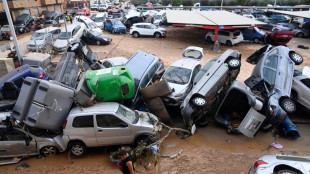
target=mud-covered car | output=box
[62,102,161,157]
[0,125,64,158]
[246,45,303,130]
[100,57,128,68]
[180,49,241,128]
[291,66,310,110]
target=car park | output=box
[99,57,128,68]
[94,13,107,29]
[205,30,243,46]
[291,66,310,110]
[104,19,127,34]
[0,125,64,158]
[53,24,87,52]
[27,27,61,52]
[161,46,202,106]
[275,23,309,38]
[62,102,161,157]
[15,14,34,34]
[246,45,303,130]
[130,23,166,38]
[180,49,241,128]
[249,155,310,174]
[240,27,265,43]
[124,51,164,109]
[82,30,112,45]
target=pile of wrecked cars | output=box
[0,39,306,164]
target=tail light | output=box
[232,37,238,39]
[63,120,67,129]
[38,72,45,79]
[254,160,268,169]
[161,60,164,65]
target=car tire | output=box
[226,40,233,46]
[96,40,101,45]
[70,142,86,157]
[296,32,304,38]
[154,32,161,38]
[133,32,139,38]
[289,52,303,65]
[112,29,115,34]
[40,146,58,157]
[277,169,299,174]
[280,98,296,114]
[227,58,241,70]
[206,36,212,43]
[253,37,260,43]
[191,96,207,108]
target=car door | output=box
[2,128,37,157]
[72,25,81,41]
[95,114,133,145]
[105,20,112,31]
[145,25,153,36]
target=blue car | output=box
[240,27,265,43]
[104,19,127,34]
[270,15,291,23]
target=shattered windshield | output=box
[58,32,72,39]
[116,105,137,124]
[162,66,191,85]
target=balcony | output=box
[40,0,57,5]
[8,0,31,9]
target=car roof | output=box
[36,27,60,33]
[70,102,119,115]
[170,58,200,69]
[61,24,78,32]
[134,22,153,25]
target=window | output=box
[6,129,28,141]
[264,49,278,69]
[144,25,151,29]
[72,26,81,36]
[140,74,150,88]
[301,79,310,89]
[96,115,127,128]
[102,61,112,68]
[263,68,276,85]
[72,116,94,127]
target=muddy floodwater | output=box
[1,26,310,174]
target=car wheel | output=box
[159,22,162,26]
[70,142,86,157]
[206,36,212,43]
[154,32,161,38]
[277,169,299,174]
[296,32,304,38]
[227,58,241,70]
[96,40,101,45]
[191,96,207,108]
[253,37,260,43]
[226,40,233,46]
[280,98,296,114]
[134,135,150,147]
[289,52,303,65]
[112,29,115,34]
[133,32,139,38]
[40,146,57,157]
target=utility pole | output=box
[221,0,224,10]
[3,0,23,63]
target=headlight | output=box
[268,106,274,116]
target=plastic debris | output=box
[15,162,29,170]
[162,149,183,159]
[271,143,283,149]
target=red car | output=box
[29,18,44,31]
[76,8,90,16]
[264,30,294,46]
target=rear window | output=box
[72,116,94,127]
[162,66,191,85]
[233,31,241,37]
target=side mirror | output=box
[119,122,128,127]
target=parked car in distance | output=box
[130,23,166,38]
[180,49,241,128]
[91,4,99,11]
[53,24,86,52]
[100,57,128,68]
[161,46,203,106]
[270,14,291,23]
[76,8,91,16]
[249,155,310,174]
[275,23,309,38]
[125,51,164,109]
[0,125,64,158]
[205,30,243,46]
[62,102,161,157]
[82,30,112,45]
[246,45,303,130]
[291,66,310,110]
[15,13,34,34]
[257,18,278,31]
[104,19,126,34]
[99,4,108,12]
[240,27,265,43]
[94,13,107,29]
[0,25,13,40]
[153,10,166,26]
[27,27,61,52]
[242,13,255,19]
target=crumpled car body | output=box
[291,66,310,110]
[180,49,241,128]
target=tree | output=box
[172,0,182,6]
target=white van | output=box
[74,15,103,34]
[153,10,166,26]
[94,13,107,29]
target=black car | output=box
[15,14,34,34]
[82,31,112,45]
[42,12,63,28]
[257,18,277,31]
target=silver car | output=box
[275,23,309,38]
[0,125,64,158]
[161,46,202,106]
[62,102,161,157]
[291,66,310,110]
[27,27,61,52]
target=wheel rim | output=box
[227,41,232,46]
[134,33,138,37]
[283,100,295,112]
[42,146,57,156]
[155,33,160,38]
[229,59,239,67]
[291,53,302,63]
[71,145,84,156]
[194,98,206,106]
[254,38,259,43]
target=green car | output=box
[86,66,135,102]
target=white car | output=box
[130,23,166,38]
[205,30,243,46]
[249,155,310,174]
[74,15,103,34]
[53,24,87,52]
[161,46,202,106]
[91,4,99,11]
[153,10,166,26]
[99,4,108,12]
[100,57,128,68]
[94,13,107,29]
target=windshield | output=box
[162,66,191,85]
[155,15,161,19]
[1,26,10,31]
[112,20,123,25]
[183,49,202,59]
[58,32,72,39]
[116,105,137,124]
[30,32,46,40]
[95,17,104,22]
[78,9,85,12]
